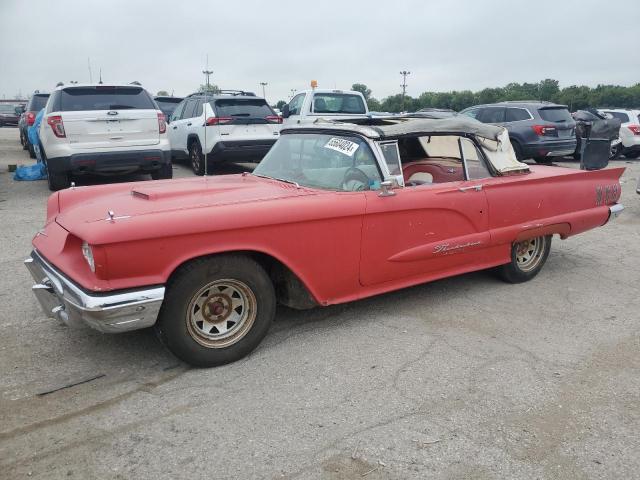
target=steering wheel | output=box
[342,167,370,191]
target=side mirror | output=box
[379,179,398,197]
[282,104,290,118]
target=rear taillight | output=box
[205,116,233,126]
[627,125,640,135]
[26,111,36,126]
[47,115,66,138]
[265,115,283,124]
[157,112,166,134]
[532,125,557,136]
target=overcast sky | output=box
[1,0,638,103]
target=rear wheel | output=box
[155,255,276,367]
[609,142,622,160]
[534,157,552,164]
[498,235,551,283]
[28,143,36,159]
[511,140,524,161]
[151,162,173,180]
[189,141,205,176]
[21,132,28,150]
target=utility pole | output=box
[290,88,296,99]
[400,70,411,112]
[260,82,268,100]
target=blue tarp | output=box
[15,108,47,181]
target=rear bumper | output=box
[522,139,577,158]
[46,149,171,175]
[24,250,164,333]
[207,139,276,162]
[606,204,624,223]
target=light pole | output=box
[400,70,411,112]
[290,88,296,99]
[202,69,213,91]
[260,82,268,100]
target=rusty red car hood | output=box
[55,175,318,240]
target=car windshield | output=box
[312,94,366,114]
[59,86,155,111]
[155,100,180,116]
[253,133,382,191]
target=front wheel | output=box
[189,141,205,176]
[155,255,276,367]
[498,235,551,283]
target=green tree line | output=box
[351,80,640,113]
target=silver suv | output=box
[460,101,576,163]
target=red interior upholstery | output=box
[402,160,464,184]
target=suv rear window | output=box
[538,107,572,123]
[213,99,274,118]
[312,93,366,114]
[28,95,49,111]
[59,86,155,111]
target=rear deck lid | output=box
[58,86,160,149]
[539,106,575,137]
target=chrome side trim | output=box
[25,250,164,333]
[607,203,624,223]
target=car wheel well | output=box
[187,135,200,148]
[166,251,318,310]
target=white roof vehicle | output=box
[39,83,172,191]
[168,90,282,175]
[597,108,640,159]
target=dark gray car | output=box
[460,101,576,163]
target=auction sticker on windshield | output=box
[324,137,359,156]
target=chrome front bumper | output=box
[24,250,164,333]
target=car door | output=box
[168,100,189,154]
[359,137,492,286]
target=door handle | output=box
[187,122,192,126]
[172,126,177,130]
[458,184,483,192]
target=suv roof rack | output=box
[187,90,257,98]
[498,100,556,104]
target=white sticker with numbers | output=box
[324,137,359,156]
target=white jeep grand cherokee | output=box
[39,83,172,191]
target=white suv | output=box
[168,91,281,175]
[39,83,172,191]
[598,108,640,159]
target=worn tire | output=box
[151,162,173,180]
[155,255,276,367]
[498,235,551,284]
[189,140,205,176]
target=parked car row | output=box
[0,103,24,127]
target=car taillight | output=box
[157,112,166,134]
[26,111,36,126]
[627,125,640,135]
[205,117,232,126]
[265,115,283,124]
[47,115,66,138]
[532,125,557,136]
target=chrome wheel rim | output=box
[515,237,545,272]
[186,279,256,348]
[190,145,201,172]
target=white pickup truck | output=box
[282,88,369,125]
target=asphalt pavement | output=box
[0,126,638,479]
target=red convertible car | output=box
[25,117,624,367]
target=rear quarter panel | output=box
[484,166,623,248]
